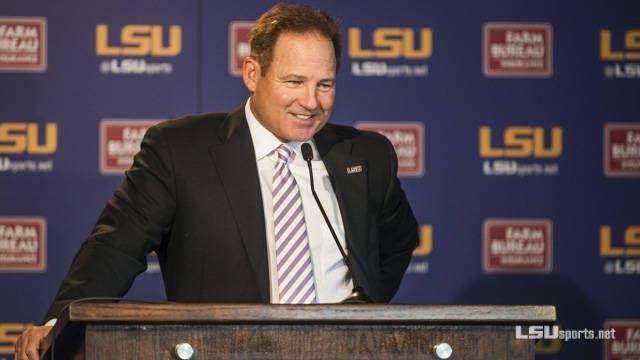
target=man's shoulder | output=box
[321,123,392,149]
[156,110,234,132]
[148,107,244,141]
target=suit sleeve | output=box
[43,124,177,321]
[377,136,419,302]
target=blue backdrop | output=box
[1,1,639,359]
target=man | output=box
[15,4,418,359]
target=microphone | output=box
[301,143,371,304]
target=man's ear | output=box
[243,57,261,93]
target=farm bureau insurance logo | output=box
[355,122,424,176]
[604,320,640,360]
[0,122,57,173]
[483,23,552,77]
[601,28,640,79]
[348,27,432,77]
[604,123,640,177]
[0,217,46,272]
[600,225,640,275]
[96,24,181,75]
[479,125,562,176]
[100,119,161,174]
[229,21,253,76]
[0,17,46,72]
[483,219,553,273]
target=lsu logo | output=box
[600,29,640,61]
[413,225,433,256]
[0,122,57,154]
[96,24,182,56]
[600,225,640,257]
[0,323,33,354]
[479,126,562,158]
[407,225,431,274]
[349,27,432,59]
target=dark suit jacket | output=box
[45,107,418,320]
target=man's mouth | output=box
[293,113,314,121]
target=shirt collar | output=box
[245,99,283,161]
[244,98,319,161]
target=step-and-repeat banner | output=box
[1,0,638,358]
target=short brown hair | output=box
[249,3,341,74]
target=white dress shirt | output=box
[244,99,353,303]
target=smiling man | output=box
[15,4,418,359]
[246,30,336,142]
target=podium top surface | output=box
[61,302,556,325]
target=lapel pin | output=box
[346,165,363,174]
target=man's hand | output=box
[14,325,52,360]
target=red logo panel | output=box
[0,217,46,272]
[355,122,424,177]
[604,123,640,177]
[0,17,47,72]
[483,23,552,77]
[229,21,254,76]
[483,219,552,273]
[604,320,640,360]
[100,120,161,174]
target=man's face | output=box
[243,31,336,142]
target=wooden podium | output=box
[43,303,555,360]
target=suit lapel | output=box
[314,127,371,297]
[208,108,270,302]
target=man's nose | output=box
[299,84,319,110]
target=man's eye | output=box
[318,83,334,90]
[286,80,302,85]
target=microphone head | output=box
[301,143,313,162]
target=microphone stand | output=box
[301,143,372,304]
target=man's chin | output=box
[283,128,323,142]
[286,135,314,142]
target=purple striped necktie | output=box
[272,144,317,304]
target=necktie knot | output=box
[276,144,293,165]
